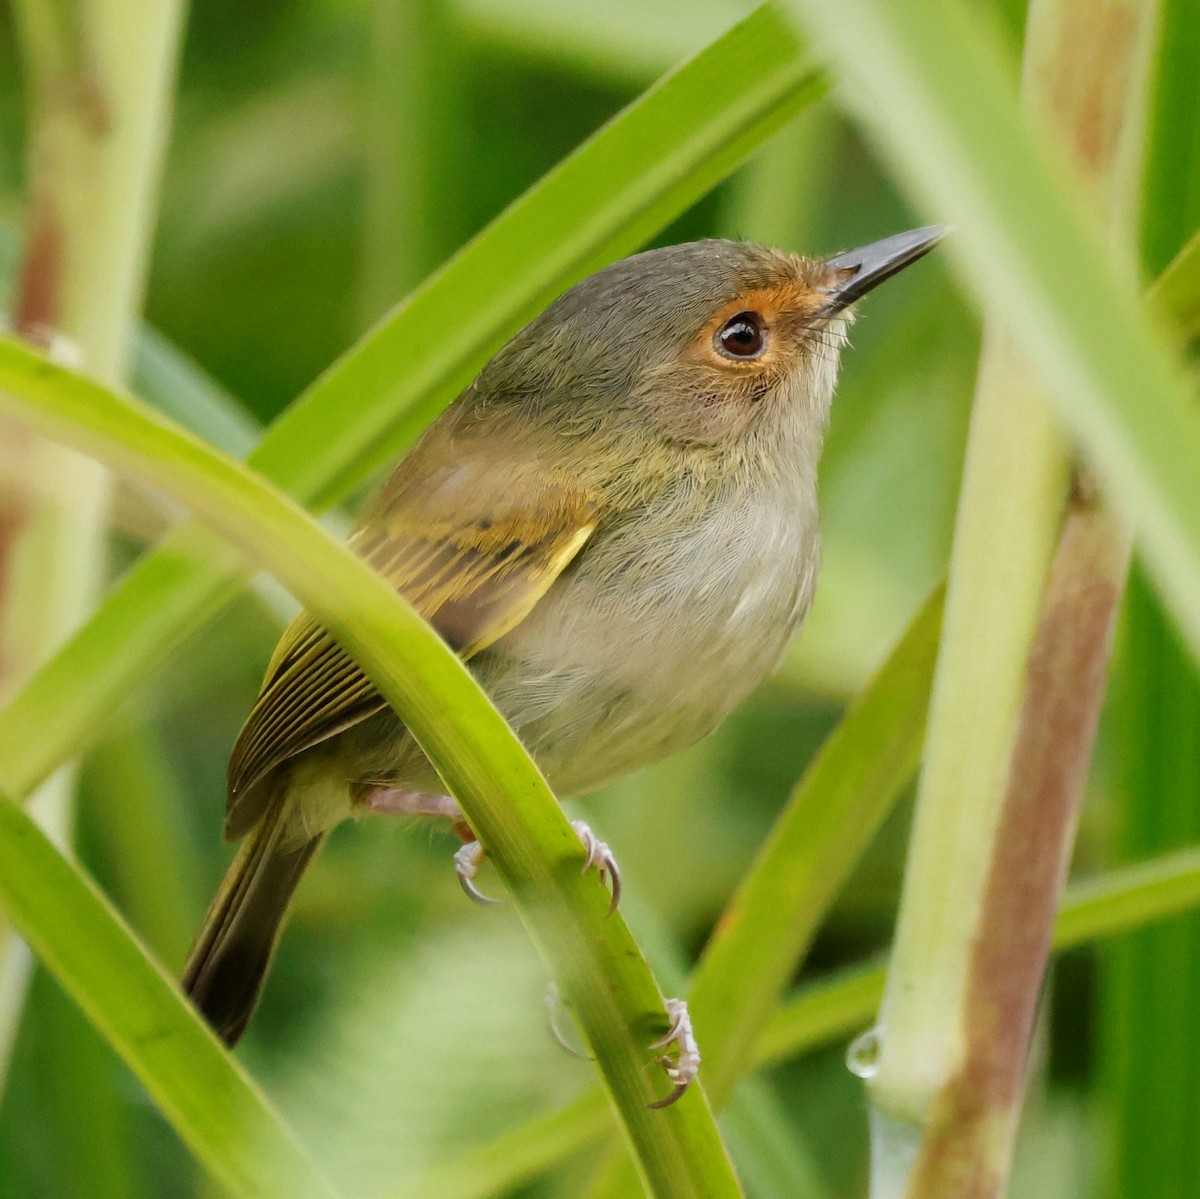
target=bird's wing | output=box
[224,458,598,838]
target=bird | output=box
[182,227,943,1063]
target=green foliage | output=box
[0,1,1197,1197]
[0,798,339,1199]
[1098,7,1200,1186]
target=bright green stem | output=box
[0,339,743,1198]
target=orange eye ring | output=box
[714,311,767,360]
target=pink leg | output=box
[361,792,621,917]
[361,787,464,824]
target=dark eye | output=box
[715,311,767,360]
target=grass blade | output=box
[0,0,187,1111]
[1149,228,1200,343]
[759,844,1200,1072]
[0,798,340,1199]
[379,1093,611,1199]
[0,338,743,1198]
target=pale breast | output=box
[477,477,821,795]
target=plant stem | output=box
[904,484,1131,1196]
[868,329,1070,1125]
[858,1,1154,1194]
[0,0,184,1093]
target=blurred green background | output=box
[0,1,1191,1196]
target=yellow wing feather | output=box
[224,464,597,838]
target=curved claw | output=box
[571,820,622,916]
[647,1082,690,1111]
[454,840,502,906]
[648,997,701,1109]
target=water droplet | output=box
[846,1027,881,1079]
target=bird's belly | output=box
[477,494,820,795]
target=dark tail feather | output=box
[182,802,325,1046]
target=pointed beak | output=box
[819,224,947,315]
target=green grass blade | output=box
[719,1078,832,1199]
[784,0,1200,656]
[0,2,822,808]
[0,798,340,1199]
[0,338,743,1198]
[1059,845,1200,948]
[379,1093,611,1199]
[1149,228,1200,342]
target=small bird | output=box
[182,227,942,1058]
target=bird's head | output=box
[467,227,944,480]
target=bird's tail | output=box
[182,799,325,1046]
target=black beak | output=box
[819,224,947,315]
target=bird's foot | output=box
[366,789,620,914]
[545,984,700,1109]
[453,839,501,906]
[648,998,701,1109]
[571,820,621,916]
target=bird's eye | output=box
[715,311,767,360]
